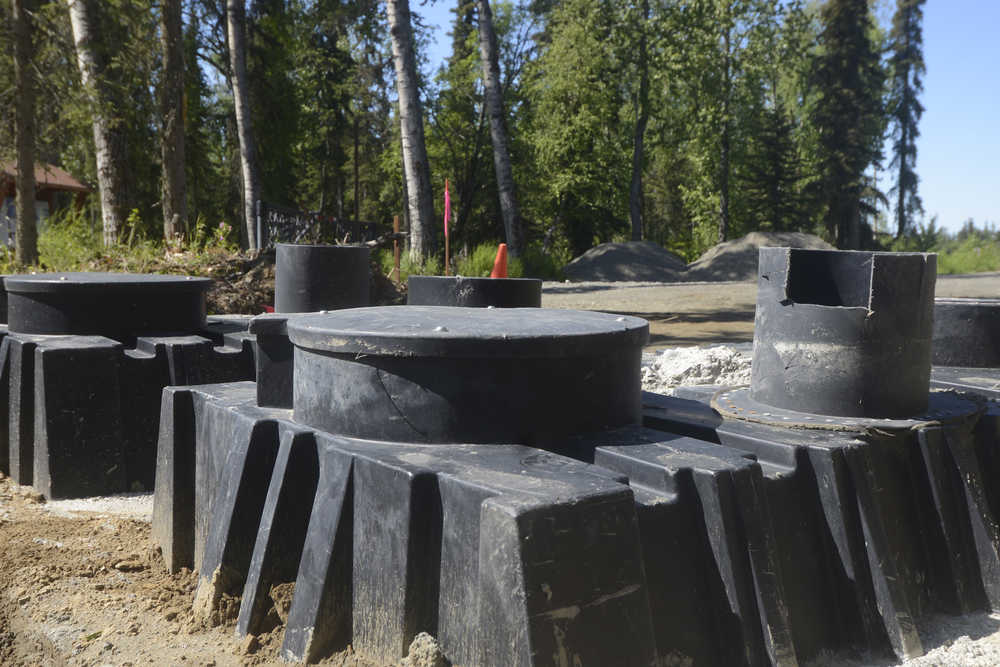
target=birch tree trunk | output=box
[13,0,39,265]
[386,0,435,263]
[66,0,125,246]
[477,0,524,256]
[227,0,260,250]
[628,0,650,242]
[160,0,186,241]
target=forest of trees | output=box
[0,0,926,270]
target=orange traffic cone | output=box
[489,243,508,278]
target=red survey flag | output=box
[444,179,451,238]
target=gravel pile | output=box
[686,231,833,282]
[563,241,688,282]
[563,232,832,283]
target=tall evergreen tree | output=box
[741,0,810,233]
[808,0,885,249]
[888,0,925,238]
[527,0,630,257]
[247,0,299,208]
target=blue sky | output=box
[417,0,999,235]
[915,0,1000,233]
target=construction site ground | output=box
[3,272,1000,666]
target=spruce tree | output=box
[809,0,885,249]
[888,0,925,238]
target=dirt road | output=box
[543,272,1000,349]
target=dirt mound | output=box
[563,233,831,284]
[686,231,832,282]
[563,241,688,282]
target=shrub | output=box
[376,247,442,282]
[38,207,102,270]
[455,242,509,277]
[936,236,1000,275]
[518,245,568,280]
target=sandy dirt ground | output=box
[4,274,1000,666]
[543,272,1000,349]
[0,474,387,667]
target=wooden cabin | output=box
[0,161,90,246]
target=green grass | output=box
[935,237,1000,275]
[454,243,523,278]
[376,242,569,282]
[890,221,1000,275]
[3,207,248,277]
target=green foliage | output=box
[936,236,1000,275]
[807,0,886,248]
[427,0,537,252]
[38,207,103,270]
[888,219,1000,275]
[448,243,521,278]
[376,247,443,283]
[524,0,631,258]
[1,0,930,264]
[887,0,926,237]
[888,215,942,252]
[455,243,508,277]
[518,245,569,280]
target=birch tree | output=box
[160,0,186,241]
[227,0,260,250]
[12,0,38,264]
[628,0,650,242]
[387,0,435,263]
[477,0,523,256]
[66,0,126,246]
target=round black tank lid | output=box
[4,272,212,293]
[286,306,648,358]
[5,272,212,338]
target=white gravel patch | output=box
[641,344,752,394]
[806,612,1000,666]
[43,491,154,521]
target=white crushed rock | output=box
[43,491,154,521]
[806,612,1000,666]
[641,345,752,394]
